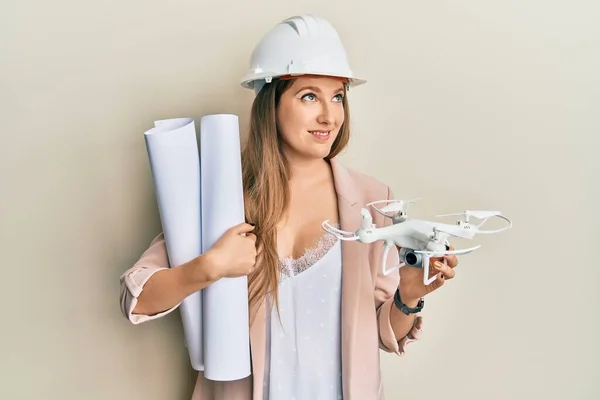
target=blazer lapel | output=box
[330,157,364,399]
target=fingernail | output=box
[434,261,442,268]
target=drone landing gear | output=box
[421,253,438,286]
[382,244,442,286]
[381,241,406,275]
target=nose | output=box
[317,102,335,126]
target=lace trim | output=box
[278,224,340,278]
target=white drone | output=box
[322,199,512,285]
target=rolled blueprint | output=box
[200,114,251,381]
[143,118,204,371]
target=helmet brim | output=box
[240,72,367,91]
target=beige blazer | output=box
[120,157,423,400]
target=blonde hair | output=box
[241,77,351,316]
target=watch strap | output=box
[394,289,424,315]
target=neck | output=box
[285,154,331,185]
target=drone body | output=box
[322,199,512,285]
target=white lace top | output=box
[263,232,343,400]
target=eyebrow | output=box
[295,85,345,95]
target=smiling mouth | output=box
[309,130,331,139]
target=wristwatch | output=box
[394,289,424,315]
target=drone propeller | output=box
[432,225,476,240]
[435,210,501,222]
[367,198,419,218]
[435,210,512,234]
[381,198,419,213]
[415,244,481,257]
[321,220,359,241]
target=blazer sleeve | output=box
[119,233,180,324]
[372,186,423,356]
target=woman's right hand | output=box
[203,222,258,279]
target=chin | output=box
[308,147,334,159]
[290,148,330,161]
[284,140,335,161]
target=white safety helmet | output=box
[240,14,366,94]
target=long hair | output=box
[241,77,351,316]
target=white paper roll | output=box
[200,114,251,381]
[143,118,204,371]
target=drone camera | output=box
[399,248,423,268]
[405,252,419,265]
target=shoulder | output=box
[333,159,392,204]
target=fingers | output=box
[444,244,459,268]
[229,222,255,235]
[425,245,459,292]
[433,260,455,280]
[246,232,257,242]
[444,254,459,268]
[427,271,446,291]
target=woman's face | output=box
[276,76,346,162]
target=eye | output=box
[333,93,344,102]
[301,93,317,102]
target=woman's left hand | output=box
[397,245,460,304]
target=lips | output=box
[309,130,331,138]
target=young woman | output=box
[120,14,459,400]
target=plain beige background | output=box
[1,0,598,399]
